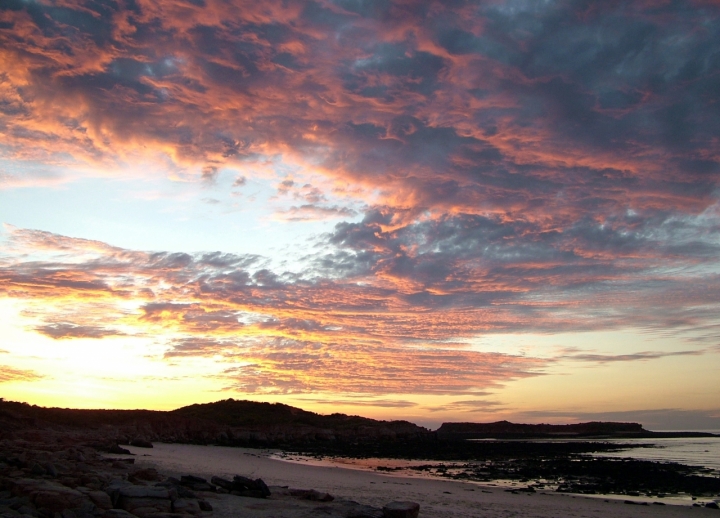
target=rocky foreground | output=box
[0,430,421,518]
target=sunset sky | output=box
[1,0,719,430]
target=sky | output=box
[1,0,719,430]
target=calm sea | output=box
[588,431,720,472]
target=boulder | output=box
[11,479,86,513]
[254,478,270,498]
[44,462,58,478]
[230,489,266,498]
[107,445,133,455]
[179,476,214,492]
[171,499,201,515]
[116,487,174,500]
[179,476,206,486]
[382,501,420,518]
[231,476,255,491]
[706,502,720,509]
[198,500,212,512]
[155,480,195,499]
[228,476,270,497]
[119,499,172,518]
[30,463,46,476]
[88,491,113,510]
[289,489,334,502]
[209,477,232,492]
[33,490,86,513]
[113,485,174,517]
[130,469,163,482]
[338,501,383,518]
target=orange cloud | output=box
[0,366,44,383]
[2,1,720,399]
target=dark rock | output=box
[289,489,334,502]
[130,469,163,482]
[231,475,255,491]
[254,479,270,498]
[6,457,26,469]
[179,476,206,487]
[209,477,232,491]
[197,500,212,512]
[191,483,214,492]
[170,499,200,515]
[44,464,58,478]
[87,492,112,510]
[706,502,720,509]
[226,475,269,496]
[230,490,265,498]
[106,446,132,455]
[118,497,172,518]
[382,501,419,518]
[102,510,135,518]
[33,491,85,513]
[116,486,174,501]
[154,481,195,500]
[11,480,86,513]
[129,440,153,449]
[17,504,38,516]
[30,464,45,477]
[338,501,383,518]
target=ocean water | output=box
[588,432,720,472]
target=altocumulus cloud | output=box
[2,224,720,395]
[1,1,720,396]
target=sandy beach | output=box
[124,443,719,518]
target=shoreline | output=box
[257,446,720,507]
[272,435,720,497]
[124,442,720,517]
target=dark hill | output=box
[172,399,414,430]
[0,398,429,446]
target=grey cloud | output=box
[34,322,125,340]
[559,349,709,364]
[201,166,219,184]
[164,338,236,358]
[296,397,418,408]
[279,204,358,221]
[424,397,503,413]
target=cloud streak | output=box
[2,224,720,396]
[0,365,43,383]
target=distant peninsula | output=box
[436,420,718,440]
